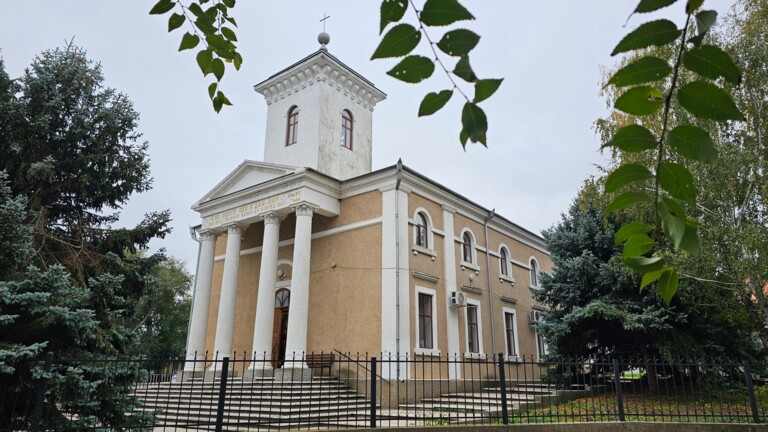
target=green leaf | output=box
[459,129,469,148]
[603,124,657,153]
[659,197,687,249]
[690,10,717,47]
[611,19,681,56]
[380,0,408,34]
[194,16,216,34]
[419,90,453,117]
[615,86,664,115]
[420,0,474,26]
[606,191,652,213]
[168,13,185,31]
[453,56,477,82]
[213,94,223,112]
[623,256,665,273]
[680,221,700,253]
[615,222,653,245]
[658,162,696,203]
[372,24,421,59]
[233,52,243,70]
[208,82,217,99]
[668,125,717,163]
[436,29,480,57]
[634,0,678,13]
[217,91,232,106]
[179,32,200,51]
[226,16,238,27]
[222,0,235,7]
[677,81,744,121]
[187,3,205,18]
[623,234,655,257]
[686,0,704,14]
[461,103,487,145]
[473,79,502,103]
[221,26,237,42]
[608,56,671,87]
[640,269,664,290]
[206,34,230,50]
[150,0,175,15]
[683,45,740,84]
[657,267,679,304]
[196,49,213,75]
[386,55,435,83]
[605,163,652,193]
[211,58,225,81]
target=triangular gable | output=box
[194,160,298,206]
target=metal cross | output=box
[320,13,331,32]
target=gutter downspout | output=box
[483,209,497,356]
[184,225,203,361]
[394,159,403,380]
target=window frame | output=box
[499,245,513,281]
[341,109,353,150]
[464,299,484,358]
[414,286,440,356]
[460,229,478,269]
[502,307,520,361]
[529,257,540,288]
[286,105,299,146]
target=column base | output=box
[243,364,274,380]
[203,368,238,382]
[181,371,205,382]
[274,367,312,382]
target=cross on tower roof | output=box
[320,13,331,32]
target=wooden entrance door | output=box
[272,289,290,368]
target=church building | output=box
[184,33,552,380]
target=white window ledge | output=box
[414,347,441,357]
[499,274,515,284]
[460,261,480,272]
[411,244,437,258]
[505,355,522,363]
[464,352,487,360]
[529,284,542,291]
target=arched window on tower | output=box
[341,109,353,149]
[286,105,299,146]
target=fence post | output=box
[498,353,509,424]
[612,359,625,422]
[743,360,760,423]
[215,357,230,432]
[30,352,54,432]
[370,357,377,428]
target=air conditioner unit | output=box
[450,291,467,307]
[529,310,544,324]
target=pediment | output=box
[194,160,298,206]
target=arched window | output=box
[286,106,299,146]
[415,212,429,248]
[462,231,474,264]
[341,109,353,149]
[499,247,510,277]
[274,288,290,307]
[530,258,539,287]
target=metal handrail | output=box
[332,349,389,383]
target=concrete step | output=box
[437,392,538,402]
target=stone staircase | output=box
[395,381,561,423]
[132,376,373,430]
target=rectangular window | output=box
[418,293,433,349]
[504,312,517,357]
[467,305,479,353]
[537,331,549,358]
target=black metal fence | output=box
[2,352,766,431]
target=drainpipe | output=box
[483,209,497,356]
[184,225,203,361]
[394,159,403,379]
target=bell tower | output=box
[254,33,387,181]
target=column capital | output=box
[198,230,218,242]
[292,203,317,217]
[225,223,243,235]
[260,212,283,225]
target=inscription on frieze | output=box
[202,190,301,229]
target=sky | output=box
[0,1,736,273]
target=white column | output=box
[184,231,217,371]
[211,224,243,360]
[442,205,461,379]
[283,204,314,367]
[249,213,282,371]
